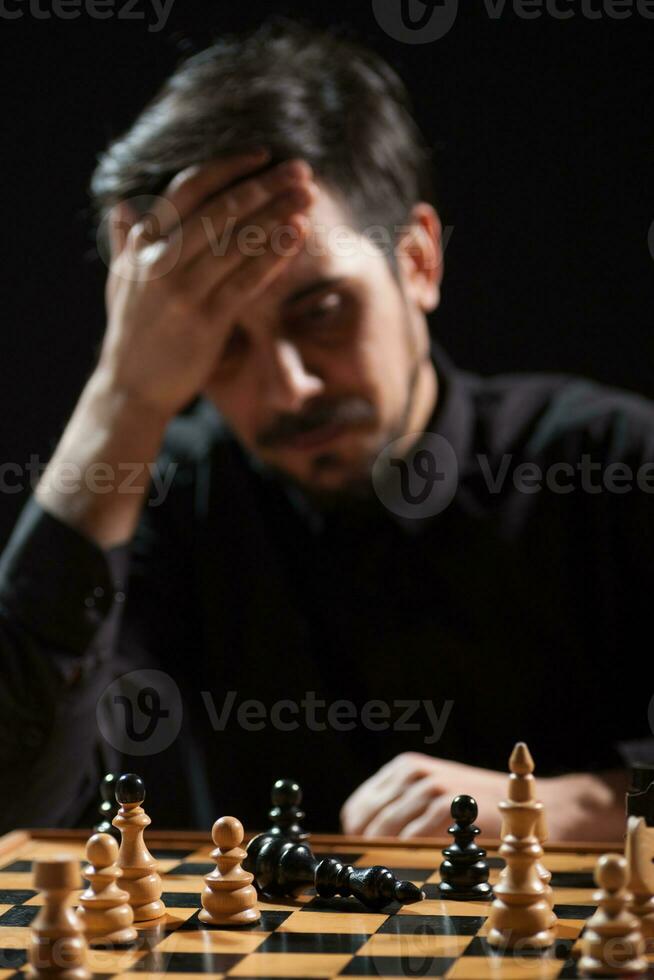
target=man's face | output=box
[203,183,440,495]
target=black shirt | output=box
[1,342,653,833]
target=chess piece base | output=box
[578,954,647,977]
[26,968,91,980]
[198,907,260,927]
[88,926,138,946]
[487,926,555,950]
[132,900,165,922]
[438,882,493,901]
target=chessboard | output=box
[0,829,650,980]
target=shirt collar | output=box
[426,337,476,478]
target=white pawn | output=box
[27,857,90,980]
[199,816,260,927]
[579,853,646,977]
[77,833,137,946]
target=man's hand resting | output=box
[340,752,628,841]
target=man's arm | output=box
[342,379,654,842]
[0,152,315,830]
[340,753,629,841]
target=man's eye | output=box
[302,294,342,320]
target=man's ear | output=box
[395,203,444,313]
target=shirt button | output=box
[93,586,105,598]
[84,596,95,608]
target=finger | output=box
[204,212,309,321]
[177,158,314,268]
[181,185,315,305]
[108,200,137,259]
[363,774,447,837]
[399,798,452,839]
[341,772,399,835]
[133,148,272,244]
[341,756,431,836]
[341,754,437,834]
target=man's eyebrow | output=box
[282,276,346,307]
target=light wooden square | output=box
[278,910,386,934]
[227,952,352,976]
[359,931,473,957]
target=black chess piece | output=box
[244,832,424,911]
[267,779,307,841]
[437,795,493,900]
[94,772,120,841]
[115,772,146,805]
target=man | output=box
[0,17,652,839]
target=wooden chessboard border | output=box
[0,828,620,855]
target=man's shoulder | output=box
[465,366,654,459]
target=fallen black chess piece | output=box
[244,832,424,911]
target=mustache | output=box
[256,397,376,449]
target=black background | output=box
[2,0,653,545]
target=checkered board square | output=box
[0,831,652,979]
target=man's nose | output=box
[258,340,324,412]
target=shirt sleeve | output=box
[0,495,129,655]
[0,497,131,830]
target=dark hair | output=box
[89,16,437,271]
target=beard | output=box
[254,356,423,515]
[250,296,428,512]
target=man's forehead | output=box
[259,182,386,305]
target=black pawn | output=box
[94,772,120,841]
[437,795,492,900]
[267,779,307,841]
[115,772,146,805]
